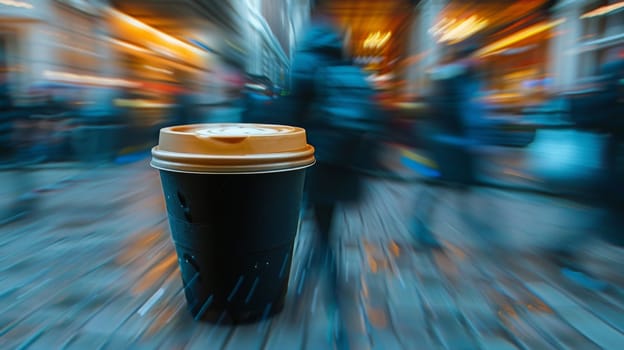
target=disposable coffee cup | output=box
[151,123,314,323]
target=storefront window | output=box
[480,23,553,108]
[581,1,608,41]
[579,0,624,78]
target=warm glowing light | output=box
[148,43,176,58]
[43,70,139,88]
[114,99,173,108]
[505,69,537,80]
[430,16,488,44]
[122,13,150,30]
[0,0,33,9]
[368,73,395,82]
[476,19,565,57]
[581,1,624,18]
[364,32,392,49]
[108,8,203,55]
[144,65,173,75]
[157,32,178,45]
[429,18,457,36]
[108,38,150,54]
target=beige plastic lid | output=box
[151,123,315,173]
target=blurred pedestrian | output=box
[287,3,380,347]
[547,54,624,290]
[0,70,15,157]
[290,10,379,255]
[425,41,487,184]
[0,71,37,223]
[169,85,195,126]
[410,42,489,249]
[597,57,624,209]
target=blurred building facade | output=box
[1,0,311,103]
[237,0,310,89]
[3,0,622,110]
[402,0,623,104]
[553,0,624,88]
[0,0,113,105]
[405,0,446,96]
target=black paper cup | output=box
[151,124,315,323]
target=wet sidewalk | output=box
[1,159,623,349]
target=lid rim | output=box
[152,123,315,172]
[151,146,315,166]
[150,159,316,174]
[152,146,315,160]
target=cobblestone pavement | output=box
[1,158,623,349]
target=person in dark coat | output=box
[597,58,624,209]
[170,87,195,126]
[410,42,488,249]
[287,8,367,348]
[425,42,487,184]
[0,71,16,157]
[0,72,37,223]
[290,14,364,252]
[546,56,624,290]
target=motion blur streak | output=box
[1,0,623,349]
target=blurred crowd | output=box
[239,3,623,314]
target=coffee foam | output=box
[196,125,289,137]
